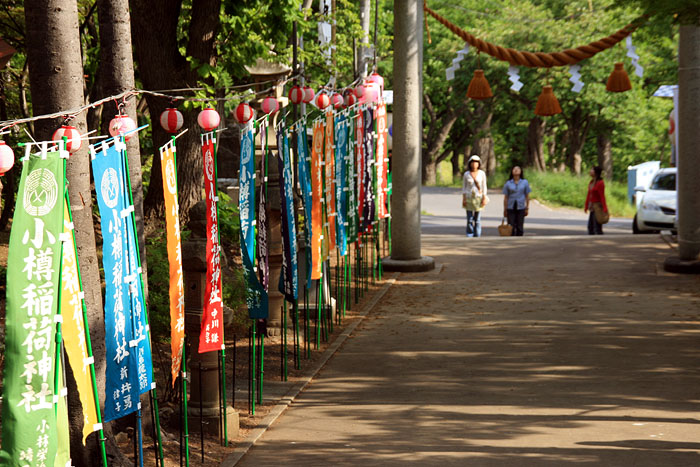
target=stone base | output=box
[381,256,435,273]
[663,255,700,274]
[187,406,239,442]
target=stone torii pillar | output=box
[383,0,435,273]
[665,25,700,274]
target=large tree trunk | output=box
[131,0,221,223]
[564,106,593,175]
[451,151,461,180]
[24,1,130,465]
[526,116,546,171]
[98,0,149,298]
[596,131,613,181]
[422,157,437,186]
[472,111,495,176]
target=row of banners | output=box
[0,98,389,465]
[238,101,390,315]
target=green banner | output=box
[0,151,65,466]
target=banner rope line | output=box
[423,1,647,68]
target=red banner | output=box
[324,111,336,255]
[311,122,324,280]
[199,135,224,353]
[375,103,389,219]
[355,110,365,227]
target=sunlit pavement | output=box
[233,189,700,467]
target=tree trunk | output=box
[451,151,461,180]
[98,0,149,298]
[596,131,613,181]
[131,0,221,224]
[422,157,437,186]
[472,111,495,176]
[564,106,592,176]
[24,1,130,465]
[526,117,546,171]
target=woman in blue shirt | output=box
[502,165,531,236]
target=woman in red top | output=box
[584,166,607,235]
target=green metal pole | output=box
[121,134,165,464]
[251,320,256,414]
[182,338,190,466]
[220,349,229,446]
[283,300,288,381]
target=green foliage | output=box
[145,226,179,342]
[422,0,678,182]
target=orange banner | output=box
[324,110,336,254]
[160,142,185,383]
[311,122,324,280]
[60,203,100,443]
[375,103,389,219]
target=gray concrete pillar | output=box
[665,25,700,273]
[383,0,434,272]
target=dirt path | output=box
[236,234,700,466]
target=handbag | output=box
[498,217,513,236]
[592,202,610,224]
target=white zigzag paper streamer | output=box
[507,66,523,91]
[626,36,644,78]
[446,44,470,81]
[568,64,584,93]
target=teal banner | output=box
[1,150,65,466]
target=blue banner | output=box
[277,125,298,301]
[91,141,140,422]
[242,243,269,319]
[296,123,313,287]
[334,114,348,256]
[117,143,153,395]
[239,125,256,264]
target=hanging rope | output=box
[423,1,646,68]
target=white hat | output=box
[467,155,481,164]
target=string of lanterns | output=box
[0,72,388,175]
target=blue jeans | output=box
[466,210,481,237]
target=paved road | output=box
[234,186,700,466]
[421,186,632,237]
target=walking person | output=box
[461,155,488,237]
[584,166,608,235]
[502,165,531,236]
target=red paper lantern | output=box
[109,115,137,141]
[343,89,357,108]
[288,86,304,105]
[0,141,14,175]
[234,102,254,124]
[303,86,315,104]
[315,92,330,110]
[160,108,184,134]
[197,107,220,131]
[331,93,344,110]
[355,84,366,100]
[52,125,82,153]
[362,82,381,104]
[367,72,385,92]
[262,97,280,115]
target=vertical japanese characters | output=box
[1,150,65,466]
[199,133,224,353]
[159,141,185,382]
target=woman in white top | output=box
[461,155,488,237]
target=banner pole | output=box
[252,320,256,414]
[61,149,109,467]
[283,300,288,381]
[199,361,204,463]
[182,337,190,466]
[121,133,164,465]
[221,349,229,446]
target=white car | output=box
[633,167,677,233]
